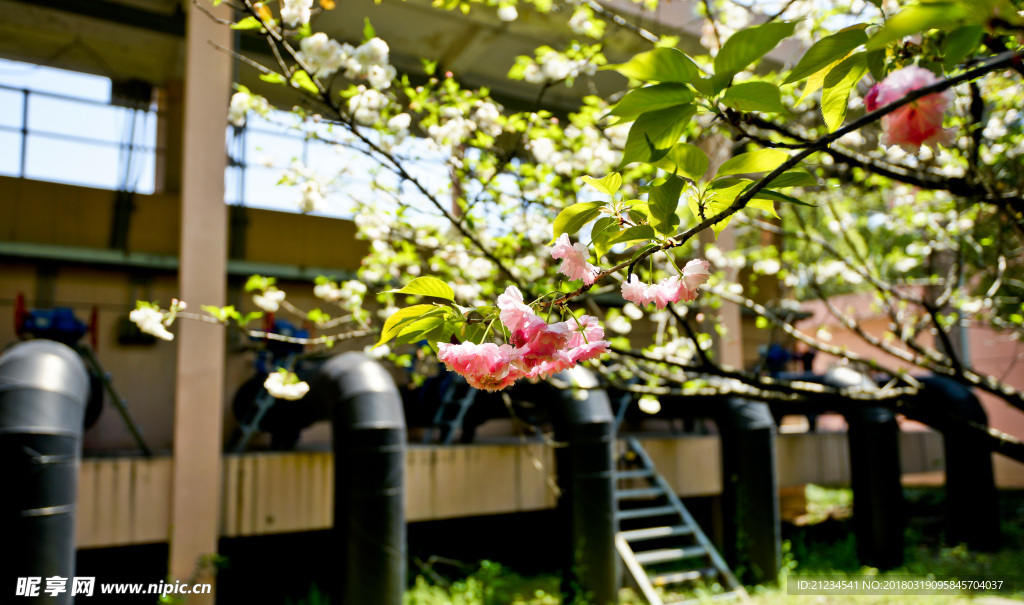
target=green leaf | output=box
[942,25,984,70]
[553,201,605,239]
[766,169,818,189]
[689,179,782,236]
[609,225,658,246]
[239,311,264,326]
[648,175,685,235]
[244,275,274,292]
[395,313,453,347]
[688,196,733,237]
[375,304,436,348]
[363,17,376,41]
[603,47,701,84]
[383,276,455,301]
[591,216,619,258]
[607,84,695,123]
[784,27,869,84]
[581,173,623,196]
[231,16,263,30]
[290,70,319,95]
[866,2,968,51]
[714,21,797,82]
[629,243,659,266]
[751,188,815,207]
[866,49,886,81]
[798,55,848,104]
[716,149,790,177]
[651,143,709,182]
[620,104,697,167]
[721,81,785,113]
[821,52,868,132]
[627,202,650,225]
[259,72,288,85]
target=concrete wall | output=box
[0,176,368,452]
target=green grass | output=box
[286,488,1024,605]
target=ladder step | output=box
[667,590,742,604]
[616,469,654,480]
[650,567,717,586]
[616,505,679,520]
[620,525,693,542]
[634,546,707,565]
[617,487,665,499]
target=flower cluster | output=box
[281,0,313,27]
[621,259,711,310]
[436,286,610,391]
[298,34,396,90]
[228,89,270,127]
[865,65,955,152]
[264,369,310,400]
[129,306,174,341]
[523,50,596,84]
[314,279,367,306]
[253,288,286,313]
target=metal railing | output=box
[0,82,162,194]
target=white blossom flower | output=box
[280,0,313,27]
[129,307,174,341]
[253,289,286,312]
[474,101,503,137]
[354,37,390,67]
[298,34,352,79]
[638,396,661,414]
[366,63,397,90]
[388,113,411,142]
[264,370,310,400]
[348,86,388,125]
[229,92,250,127]
[498,4,518,21]
[297,180,326,213]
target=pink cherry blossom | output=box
[682,259,711,294]
[621,259,710,309]
[869,66,955,152]
[514,317,573,363]
[566,314,605,349]
[621,274,650,306]
[497,285,534,332]
[437,342,522,391]
[551,234,598,284]
[648,276,684,310]
[568,340,610,363]
[526,350,575,379]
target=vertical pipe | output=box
[717,398,780,584]
[547,368,618,605]
[917,377,1000,550]
[20,88,29,177]
[826,368,904,569]
[311,353,406,605]
[0,340,89,604]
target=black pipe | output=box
[916,376,1000,550]
[308,352,406,605]
[717,398,780,584]
[0,340,90,604]
[542,369,618,605]
[823,367,904,569]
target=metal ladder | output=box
[616,437,748,605]
[422,378,477,445]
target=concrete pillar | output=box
[168,1,232,600]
